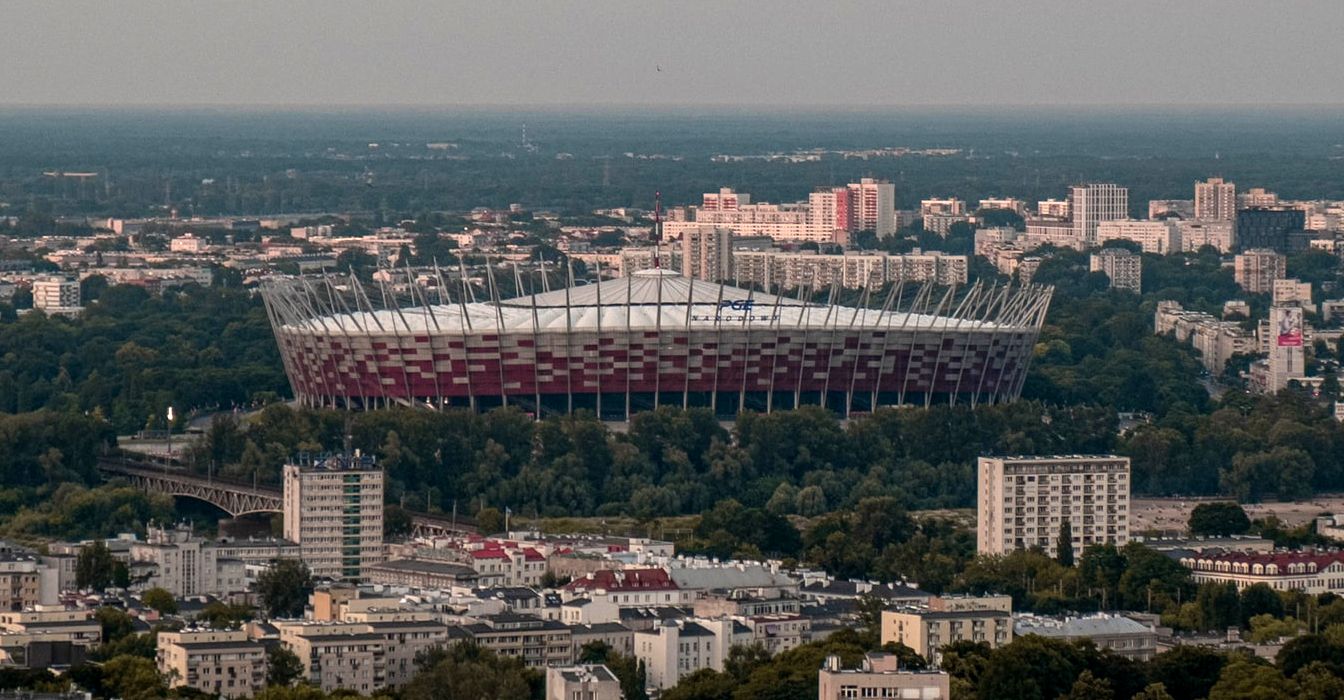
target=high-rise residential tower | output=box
[680,226,733,283]
[1194,177,1236,222]
[847,178,896,237]
[283,454,384,581]
[977,455,1130,558]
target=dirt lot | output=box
[1131,495,1344,534]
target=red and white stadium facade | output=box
[260,268,1052,419]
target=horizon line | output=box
[2,101,1343,112]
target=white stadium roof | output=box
[276,270,1020,335]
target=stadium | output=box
[260,269,1052,419]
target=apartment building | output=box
[0,555,58,611]
[1272,279,1313,311]
[156,629,266,699]
[30,277,81,312]
[545,665,623,700]
[848,178,897,237]
[1153,301,1257,375]
[279,619,450,691]
[730,251,968,290]
[1178,220,1235,253]
[282,455,384,581]
[1089,248,1142,294]
[129,525,246,597]
[0,609,101,651]
[1234,249,1287,293]
[664,186,886,245]
[1094,220,1178,254]
[363,559,481,589]
[1037,199,1070,218]
[881,607,1013,665]
[1194,178,1237,222]
[976,455,1131,558]
[634,619,744,691]
[456,613,574,669]
[680,226,733,282]
[818,652,951,700]
[978,197,1025,214]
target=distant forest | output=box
[1,107,1342,219]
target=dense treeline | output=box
[186,402,1117,518]
[0,282,287,432]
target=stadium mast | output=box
[653,191,662,269]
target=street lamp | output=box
[166,406,174,460]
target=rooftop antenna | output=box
[653,191,663,269]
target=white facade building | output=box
[1069,184,1129,245]
[1095,220,1179,254]
[31,277,81,312]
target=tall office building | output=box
[1194,178,1237,222]
[1089,249,1142,294]
[1235,208,1307,253]
[1068,184,1129,245]
[680,226,733,283]
[283,454,384,581]
[977,455,1131,558]
[847,178,896,237]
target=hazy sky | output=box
[4,0,1343,107]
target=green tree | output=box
[1276,634,1344,676]
[1131,683,1175,700]
[141,587,177,615]
[1188,502,1252,537]
[976,635,1080,700]
[100,655,166,700]
[95,607,137,644]
[1195,582,1242,632]
[1294,661,1344,700]
[402,642,540,700]
[1062,670,1113,700]
[1147,645,1229,700]
[1207,656,1297,700]
[1247,615,1300,642]
[476,507,504,534]
[266,645,304,687]
[76,540,117,591]
[1239,584,1284,626]
[256,560,312,618]
[1057,520,1075,567]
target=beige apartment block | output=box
[881,608,1013,665]
[156,629,266,699]
[818,652,951,700]
[977,455,1130,558]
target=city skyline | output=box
[3,1,1343,107]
